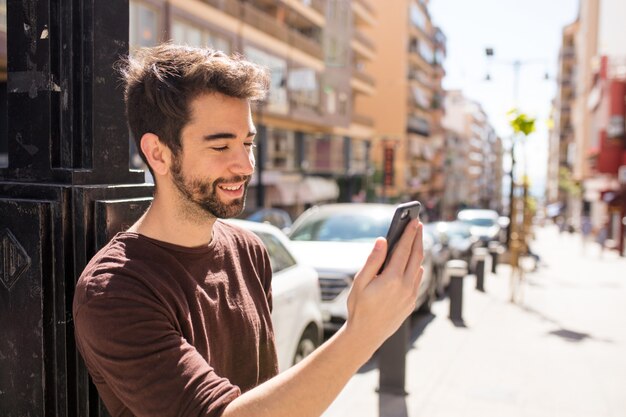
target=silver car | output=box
[287,203,436,331]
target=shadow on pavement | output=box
[409,311,437,345]
[519,304,614,344]
[378,392,409,417]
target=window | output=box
[171,19,231,53]
[253,232,296,274]
[245,46,288,114]
[171,19,203,46]
[288,67,319,110]
[130,1,160,48]
[266,128,295,170]
[409,3,427,32]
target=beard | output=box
[170,155,251,220]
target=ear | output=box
[140,133,171,177]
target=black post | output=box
[446,260,468,323]
[473,247,488,292]
[0,1,153,416]
[377,319,409,396]
[475,258,485,292]
[488,241,500,273]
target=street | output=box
[322,225,626,417]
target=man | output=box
[73,44,424,417]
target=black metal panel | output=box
[0,198,55,417]
[1,0,143,185]
[94,198,153,250]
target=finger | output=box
[385,219,419,274]
[404,222,424,279]
[352,237,387,290]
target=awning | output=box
[299,176,340,203]
[264,175,340,206]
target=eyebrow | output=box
[203,131,257,141]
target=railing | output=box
[203,0,323,60]
[289,28,323,60]
[407,115,431,137]
[203,0,242,19]
[242,2,289,42]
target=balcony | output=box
[248,3,323,59]
[352,0,376,26]
[353,68,375,88]
[204,0,242,19]
[353,113,374,127]
[289,28,323,59]
[353,29,375,52]
[407,115,430,137]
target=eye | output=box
[245,142,256,149]
[210,146,228,152]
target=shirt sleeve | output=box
[74,293,240,417]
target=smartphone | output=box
[378,201,421,274]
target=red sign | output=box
[383,146,395,187]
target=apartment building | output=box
[546,21,578,218]
[360,0,446,208]
[442,90,503,213]
[549,0,626,254]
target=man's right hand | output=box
[345,219,424,353]
[222,219,425,417]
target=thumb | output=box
[352,237,387,290]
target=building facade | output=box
[442,90,503,216]
[359,0,446,212]
[548,0,626,254]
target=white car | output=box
[457,209,502,245]
[286,204,436,331]
[227,219,323,372]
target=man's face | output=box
[169,92,256,220]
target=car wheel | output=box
[293,325,320,365]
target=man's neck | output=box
[128,195,217,248]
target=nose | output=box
[231,143,255,177]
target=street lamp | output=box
[483,47,550,244]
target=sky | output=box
[429,0,580,199]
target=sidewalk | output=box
[322,225,626,417]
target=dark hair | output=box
[119,43,270,171]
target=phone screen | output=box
[378,201,421,274]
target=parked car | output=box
[425,221,479,296]
[226,219,323,372]
[457,209,501,246]
[287,203,436,331]
[246,208,293,232]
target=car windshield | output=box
[447,222,472,237]
[461,218,496,227]
[290,212,392,242]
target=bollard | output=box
[472,247,490,292]
[488,241,502,273]
[446,260,468,322]
[377,319,410,396]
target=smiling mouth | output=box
[219,184,244,191]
